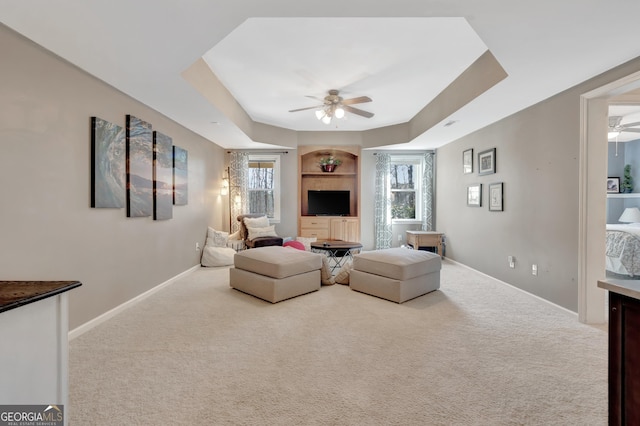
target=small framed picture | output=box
[463,148,473,174]
[478,148,496,176]
[607,177,620,193]
[489,182,503,211]
[467,183,482,207]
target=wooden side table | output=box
[406,231,444,257]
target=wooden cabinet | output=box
[298,146,361,242]
[330,217,359,241]
[300,216,359,241]
[597,279,640,425]
[300,217,330,239]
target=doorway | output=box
[580,71,640,323]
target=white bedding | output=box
[606,224,640,276]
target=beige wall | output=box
[0,25,226,329]
[436,56,640,311]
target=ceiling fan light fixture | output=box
[335,107,345,119]
[321,114,332,125]
[608,131,620,139]
[315,110,325,120]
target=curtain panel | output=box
[374,153,393,249]
[229,152,249,234]
[422,152,435,231]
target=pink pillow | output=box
[283,240,306,251]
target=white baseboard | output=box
[69,264,201,341]
[443,258,578,318]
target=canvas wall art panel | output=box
[126,115,153,217]
[153,131,173,220]
[91,117,125,208]
[173,146,188,205]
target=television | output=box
[308,190,350,216]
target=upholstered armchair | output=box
[237,214,283,249]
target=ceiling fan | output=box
[289,89,374,124]
[609,115,640,139]
[609,115,640,156]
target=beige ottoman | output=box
[230,246,323,303]
[350,248,441,303]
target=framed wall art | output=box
[478,148,496,176]
[126,115,153,218]
[173,145,188,205]
[91,117,125,208]
[153,131,173,220]
[463,148,473,174]
[607,177,620,193]
[489,182,504,211]
[467,183,482,207]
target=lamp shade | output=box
[619,207,640,223]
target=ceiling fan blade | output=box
[289,105,322,113]
[343,105,374,118]
[621,128,640,133]
[622,121,640,128]
[305,95,326,103]
[341,96,372,106]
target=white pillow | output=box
[334,260,353,285]
[201,246,235,267]
[321,256,335,285]
[207,227,229,247]
[243,216,269,229]
[295,236,317,251]
[247,225,278,241]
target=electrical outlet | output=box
[196,242,200,252]
[532,264,538,276]
[398,234,403,241]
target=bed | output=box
[606,224,640,277]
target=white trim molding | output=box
[69,264,202,340]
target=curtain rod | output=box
[227,150,289,154]
[373,150,435,155]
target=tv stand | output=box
[298,146,361,242]
[300,216,359,241]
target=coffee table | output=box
[310,240,363,274]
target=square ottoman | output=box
[350,247,441,303]
[230,246,323,303]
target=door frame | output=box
[579,70,640,323]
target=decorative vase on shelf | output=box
[319,156,341,173]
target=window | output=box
[247,155,280,222]
[390,156,423,223]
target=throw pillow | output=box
[295,236,317,251]
[283,240,306,251]
[321,256,335,286]
[201,246,235,267]
[207,227,229,247]
[243,215,269,229]
[334,260,353,285]
[247,225,278,241]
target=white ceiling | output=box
[3,1,640,150]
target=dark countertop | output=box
[0,281,82,314]
[598,278,640,300]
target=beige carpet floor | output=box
[69,260,607,425]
